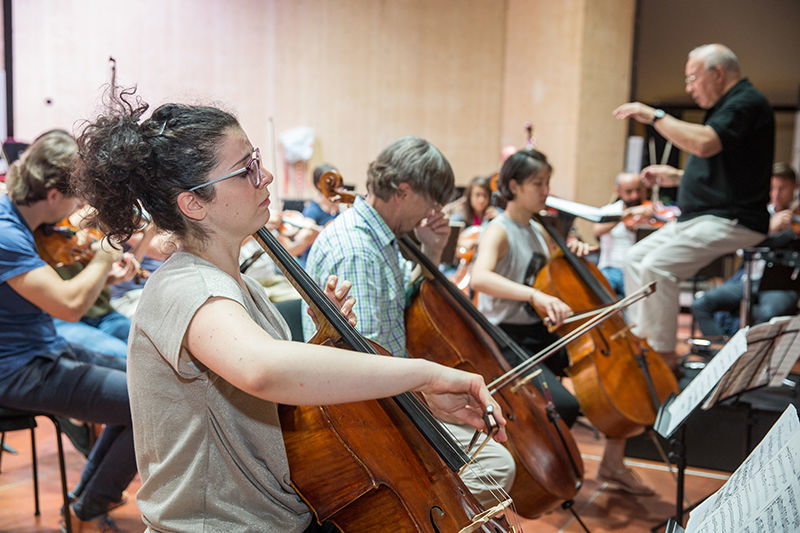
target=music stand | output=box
[739,241,800,327]
[652,316,800,530]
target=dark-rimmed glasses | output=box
[188,148,264,192]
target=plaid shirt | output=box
[302,196,412,356]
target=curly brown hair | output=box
[71,87,240,245]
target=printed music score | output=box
[681,404,800,533]
[657,327,748,438]
[656,316,800,439]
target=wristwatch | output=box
[651,108,665,125]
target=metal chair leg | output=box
[48,417,72,533]
[30,426,41,516]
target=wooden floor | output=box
[1,314,730,532]
[0,420,728,533]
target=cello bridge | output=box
[457,498,514,533]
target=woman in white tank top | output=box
[471,149,656,497]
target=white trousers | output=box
[624,215,764,352]
[442,421,516,507]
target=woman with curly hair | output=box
[72,89,505,532]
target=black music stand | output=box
[651,317,800,531]
[739,239,800,327]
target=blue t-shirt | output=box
[302,201,337,227]
[0,194,68,380]
[298,201,338,266]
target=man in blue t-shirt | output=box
[613,44,773,365]
[0,130,137,530]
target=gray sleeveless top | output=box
[129,252,311,532]
[477,213,550,325]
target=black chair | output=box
[0,406,72,532]
[273,299,305,341]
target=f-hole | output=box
[429,506,445,532]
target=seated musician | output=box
[593,172,654,298]
[49,207,142,358]
[73,93,506,532]
[470,148,656,496]
[295,163,342,267]
[443,174,500,228]
[692,162,800,337]
[0,130,137,530]
[303,136,517,506]
[613,44,773,367]
[302,162,341,226]
[108,221,171,318]
[266,208,321,268]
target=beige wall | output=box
[502,0,636,240]
[8,1,790,209]
[10,0,507,201]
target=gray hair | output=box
[689,44,741,75]
[366,136,454,205]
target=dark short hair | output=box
[366,136,454,205]
[497,149,551,202]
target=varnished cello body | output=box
[402,237,584,519]
[534,220,679,439]
[253,228,512,533]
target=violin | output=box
[320,170,584,519]
[34,218,149,280]
[270,210,322,238]
[34,218,103,268]
[534,218,678,438]
[251,227,514,532]
[450,225,483,297]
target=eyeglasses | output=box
[188,148,264,192]
[685,68,714,85]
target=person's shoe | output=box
[57,417,92,457]
[60,506,122,532]
[63,492,129,531]
[597,464,656,496]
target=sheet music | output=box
[768,316,800,387]
[686,405,800,532]
[701,321,785,409]
[660,328,748,437]
[738,476,800,533]
[544,196,622,222]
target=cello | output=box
[318,171,585,520]
[251,227,516,532]
[534,218,679,438]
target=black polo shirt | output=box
[677,78,774,234]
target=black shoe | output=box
[57,418,92,457]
